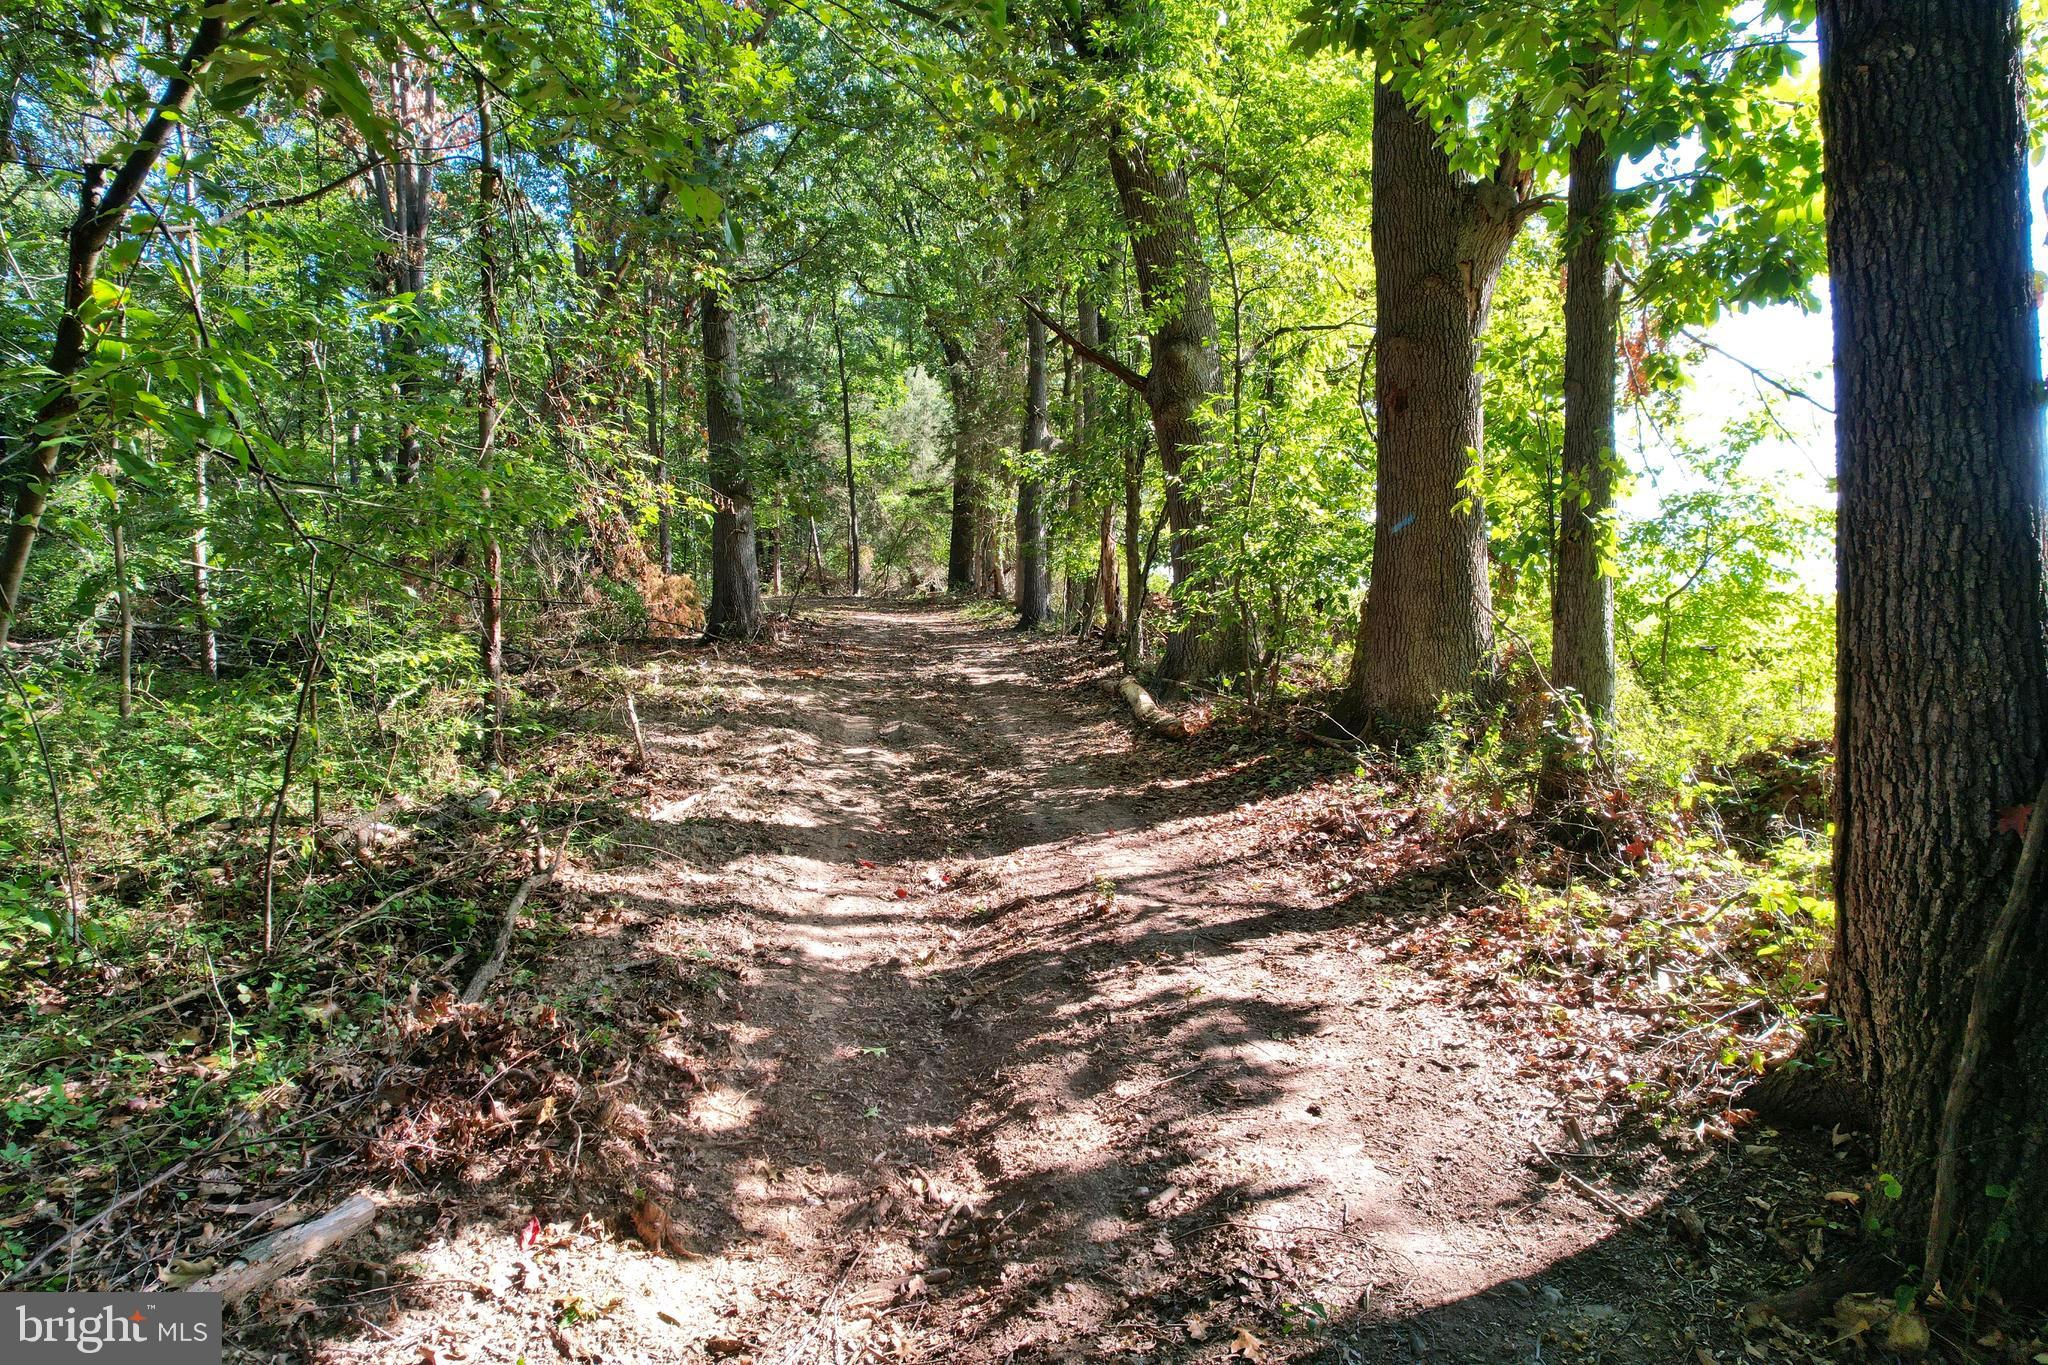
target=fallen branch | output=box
[192,1193,378,1306]
[4,1148,212,1286]
[1528,1137,1646,1228]
[624,691,650,770]
[1103,675,1188,738]
[460,817,577,1005]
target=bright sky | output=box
[1625,30,2048,590]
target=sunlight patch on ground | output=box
[690,1085,759,1132]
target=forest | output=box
[0,0,2043,1359]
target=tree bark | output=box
[1820,0,2048,1298]
[1106,139,1236,684]
[1343,75,1532,732]
[835,303,861,595]
[0,11,229,648]
[1122,392,1148,670]
[1016,311,1052,629]
[1552,125,1620,726]
[702,286,763,639]
[1082,297,1122,640]
[939,332,977,592]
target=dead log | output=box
[1111,675,1188,738]
[193,1193,378,1306]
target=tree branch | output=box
[1022,295,1147,395]
[225,156,384,220]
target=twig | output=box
[0,648,85,942]
[460,814,578,1005]
[1528,1137,1646,1228]
[5,1146,215,1285]
[624,692,650,770]
[202,945,237,1063]
[261,568,339,953]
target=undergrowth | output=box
[0,632,655,1288]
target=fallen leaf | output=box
[1886,1310,1931,1355]
[519,1215,542,1250]
[1231,1326,1266,1361]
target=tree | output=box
[1343,73,1539,732]
[1820,0,2048,1296]
[1551,120,1620,726]
[703,282,766,638]
[1015,309,1052,626]
[0,12,231,649]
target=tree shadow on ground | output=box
[271,602,1853,1365]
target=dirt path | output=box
[313,601,1740,1365]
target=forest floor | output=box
[255,600,1879,1364]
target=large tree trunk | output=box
[1820,0,2048,1297]
[701,287,763,640]
[1343,76,1531,732]
[1551,125,1620,726]
[1106,140,1236,684]
[1015,312,1052,629]
[0,13,228,648]
[939,333,977,592]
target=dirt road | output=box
[314,601,1730,1365]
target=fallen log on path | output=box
[192,1193,378,1306]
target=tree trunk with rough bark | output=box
[1106,139,1237,684]
[702,286,763,640]
[835,305,861,596]
[1552,125,1619,727]
[1820,0,2048,1298]
[369,62,436,486]
[1343,76,1532,732]
[1016,312,1052,629]
[940,333,977,592]
[178,136,217,679]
